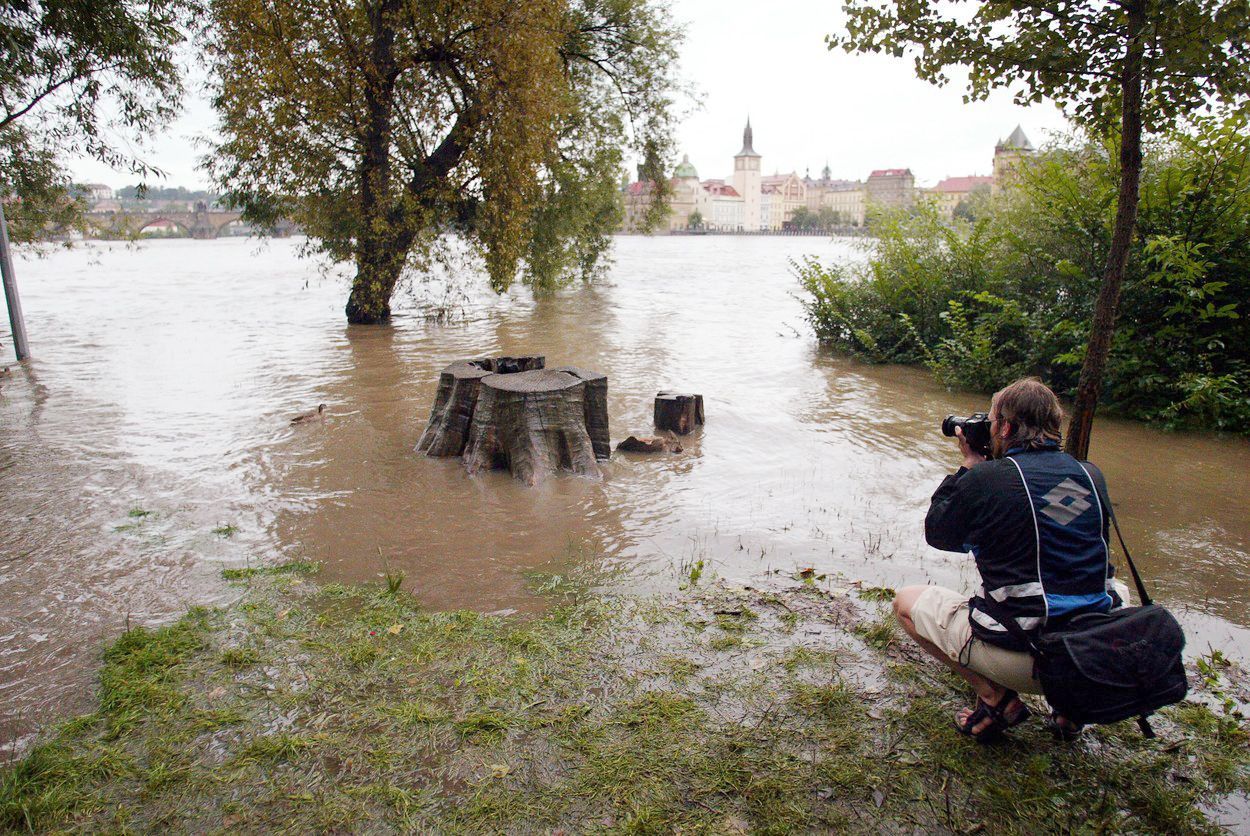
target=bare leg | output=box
[893,586,1023,735]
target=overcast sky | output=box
[70,0,1073,191]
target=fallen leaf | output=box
[489,763,510,778]
[387,623,404,635]
[873,789,885,808]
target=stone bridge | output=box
[83,202,297,239]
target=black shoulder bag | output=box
[980,509,1188,737]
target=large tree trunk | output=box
[463,369,600,485]
[345,0,401,326]
[1065,1,1146,461]
[346,256,403,324]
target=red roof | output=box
[702,182,740,197]
[869,168,912,178]
[934,175,993,193]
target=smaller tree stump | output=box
[654,392,704,435]
[555,366,610,460]
[463,370,600,485]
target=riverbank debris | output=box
[617,435,682,454]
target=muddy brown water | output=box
[2,235,1248,754]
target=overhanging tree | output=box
[831,0,1250,457]
[206,0,680,325]
[0,0,192,243]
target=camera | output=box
[942,413,993,458]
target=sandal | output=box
[1044,712,1084,742]
[954,689,1031,744]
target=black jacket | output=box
[926,444,1121,651]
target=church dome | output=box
[674,154,698,179]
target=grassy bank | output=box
[2,564,1247,833]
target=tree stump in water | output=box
[463,369,600,485]
[484,355,546,374]
[654,392,704,435]
[416,356,545,456]
[555,366,610,460]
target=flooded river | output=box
[2,235,1248,754]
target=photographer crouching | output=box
[893,377,1129,743]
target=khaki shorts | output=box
[908,586,1043,695]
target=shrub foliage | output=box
[798,119,1250,433]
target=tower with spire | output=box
[992,125,1035,196]
[732,118,762,231]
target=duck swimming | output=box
[290,403,326,424]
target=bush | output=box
[798,117,1250,434]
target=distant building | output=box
[804,165,865,226]
[668,154,702,231]
[624,120,1051,233]
[731,120,764,231]
[621,178,659,233]
[82,183,113,203]
[696,179,745,230]
[929,175,994,218]
[621,120,812,233]
[865,168,916,213]
[760,172,806,230]
[992,125,1035,195]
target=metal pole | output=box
[0,201,30,361]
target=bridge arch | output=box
[215,216,249,236]
[137,216,191,236]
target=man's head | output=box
[989,377,1063,457]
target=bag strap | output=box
[1105,502,1152,607]
[976,594,1044,658]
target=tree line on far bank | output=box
[798,117,1250,436]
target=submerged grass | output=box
[220,560,320,581]
[1,576,1246,833]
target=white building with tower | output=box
[731,120,763,231]
[623,120,837,232]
